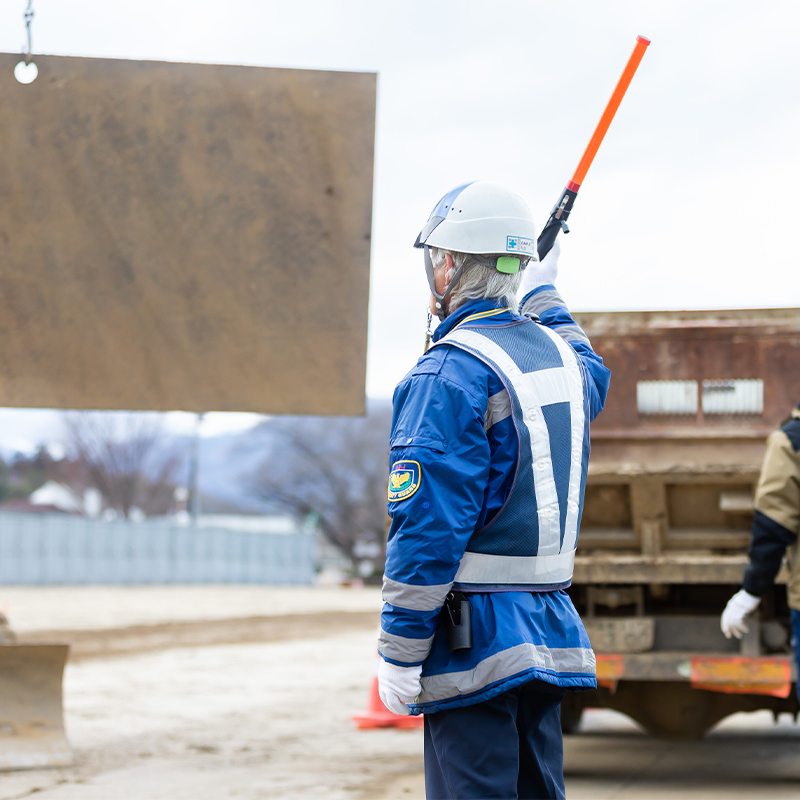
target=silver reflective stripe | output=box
[378,628,435,663]
[520,288,564,317]
[552,324,590,346]
[382,576,452,612]
[443,329,565,555]
[538,326,585,553]
[485,389,511,430]
[518,367,577,406]
[454,549,575,586]
[417,642,595,704]
[520,289,591,347]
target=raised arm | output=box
[518,241,610,421]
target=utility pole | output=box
[188,412,205,526]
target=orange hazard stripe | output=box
[595,654,625,681]
[689,657,792,698]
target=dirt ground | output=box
[1,585,384,632]
[1,586,799,799]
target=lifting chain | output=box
[423,310,433,354]
[24,0,35,65]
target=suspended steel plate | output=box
[0,54,376,415]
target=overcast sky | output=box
[0,0,798,446]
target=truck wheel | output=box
[597,681,734,740]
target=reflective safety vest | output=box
[428,318,590,591]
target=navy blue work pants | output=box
[423,679,567,800]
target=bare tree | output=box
[62,412,182,518]
[248,403,392,562]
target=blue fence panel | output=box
[0,512,315,585]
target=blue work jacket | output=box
[379,286,610,715]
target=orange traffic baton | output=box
[536,35,651,260]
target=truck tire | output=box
[596,681,758,741]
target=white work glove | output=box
[377,659,422,716]
[721,589,761,639]
[518,238,560,299]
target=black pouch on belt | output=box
[442,591,473,652]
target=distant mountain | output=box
[170,398,393,514]
[0,401,392,516]
[148,429,271,514]
[196,430,273,512]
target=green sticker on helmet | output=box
[496,256,520,274]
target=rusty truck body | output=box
[565,307,800,739]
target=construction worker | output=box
[721,404,800,691]
[377,181,610,800]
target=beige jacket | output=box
[749,407,800,609]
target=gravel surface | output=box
[21,611,378,661]
[2,624,423,799]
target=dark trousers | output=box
[423,680,567,800]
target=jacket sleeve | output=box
[378,370,489,666]
[520,285,611,421]
[742,429,800,596]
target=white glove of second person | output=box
[721,589,761,639]
[518,238,560,299]
[377,659,422,716]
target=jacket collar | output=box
[432,298,517,343]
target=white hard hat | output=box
[415,181,538,319]
[414,181,538,260]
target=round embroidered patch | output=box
[388,460,421,502]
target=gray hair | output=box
[430,248,526,313]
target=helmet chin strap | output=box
[424,246,466,322]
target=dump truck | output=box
[562,307,800,739]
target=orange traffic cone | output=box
[352,659,424,729]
